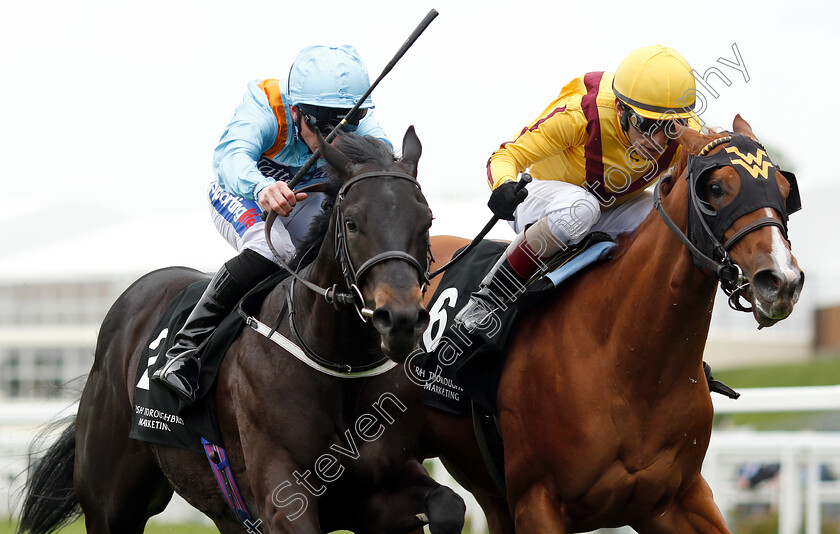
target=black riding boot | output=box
[152,250,278,404]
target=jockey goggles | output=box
[298,103,367,137]
[621,102,686,136]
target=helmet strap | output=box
[292,106,307,145]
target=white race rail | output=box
[713,384,840,414]
[6,386,840,533]
[0,400,206,524]
[0,401,479,530]
[707,385,840,534]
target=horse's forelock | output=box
[673,128,730,178]
[333,133,396,170]
[290,133,399,271]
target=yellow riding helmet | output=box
[612,45,696,120]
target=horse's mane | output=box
[289,133,398,271]
[671,127,728,178]
[611,127,731,255]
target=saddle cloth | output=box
[416,233,615,416]
[129,273,287,452]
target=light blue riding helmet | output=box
[287,45,375,109]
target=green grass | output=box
[0,519,218,533]
[712,353,840,430]
[714,353,840,388]
[0,519,357,534]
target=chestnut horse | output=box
[417,116,803,533]
[17,129,466,534]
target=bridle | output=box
[653,134,801,312]
[266,170,431,322]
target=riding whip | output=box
[429,173,532,278]
[262,8,439,209]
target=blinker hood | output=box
[686,134,801,263]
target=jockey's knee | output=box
[544,192,601,245]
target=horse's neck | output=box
[604,187,718,383]
[292,240,379,365]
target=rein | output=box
[286,279,396,375]
[250,168,430,378]
[653,134,800,313]
[265,170,430,321]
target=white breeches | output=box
[510,179,653,246]
[206,181,327,264]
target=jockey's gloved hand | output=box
[488,180,529,220]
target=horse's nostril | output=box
[372,308,393,330]
[753,270,782,300]
[373,306,429,335]
[417,309,431,332]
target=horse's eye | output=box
[345,219,358,232]
[709,183,725,198]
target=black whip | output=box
[429,173,532,278]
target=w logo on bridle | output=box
[724,146,774,179]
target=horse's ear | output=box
[677,125,708,155]
[659,170,676,196]
[401,125,422,177]
[318,133,353,181]
[732,114,758,140]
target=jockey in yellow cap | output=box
[456,45,701,331]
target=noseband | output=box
[653,134,801,312]
[266,170,431,322]
[332,171,431,320]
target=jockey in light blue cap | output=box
[153,45,391,404]
[288,44,376,109]
[285,45,381,152]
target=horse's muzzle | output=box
[750,266,804,327]
[372,303,430,362]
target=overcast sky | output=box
[1,0,838,311]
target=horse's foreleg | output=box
[472,488,515,534]
[424,484,467,534]
[355,460,465,534]
[633,475,732,534]
[512,483,571,534]
[249,463,324,534]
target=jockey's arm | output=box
[212,90,279,201]
[257,181,305,217]
[212,87,305,216]
[486,107,587,190]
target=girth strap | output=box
[201,438,263,533]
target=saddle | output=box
[417,232,616,417]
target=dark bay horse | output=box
[417,116,804,533]
[18,128,466,534]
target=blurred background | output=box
[1,1,838,532]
